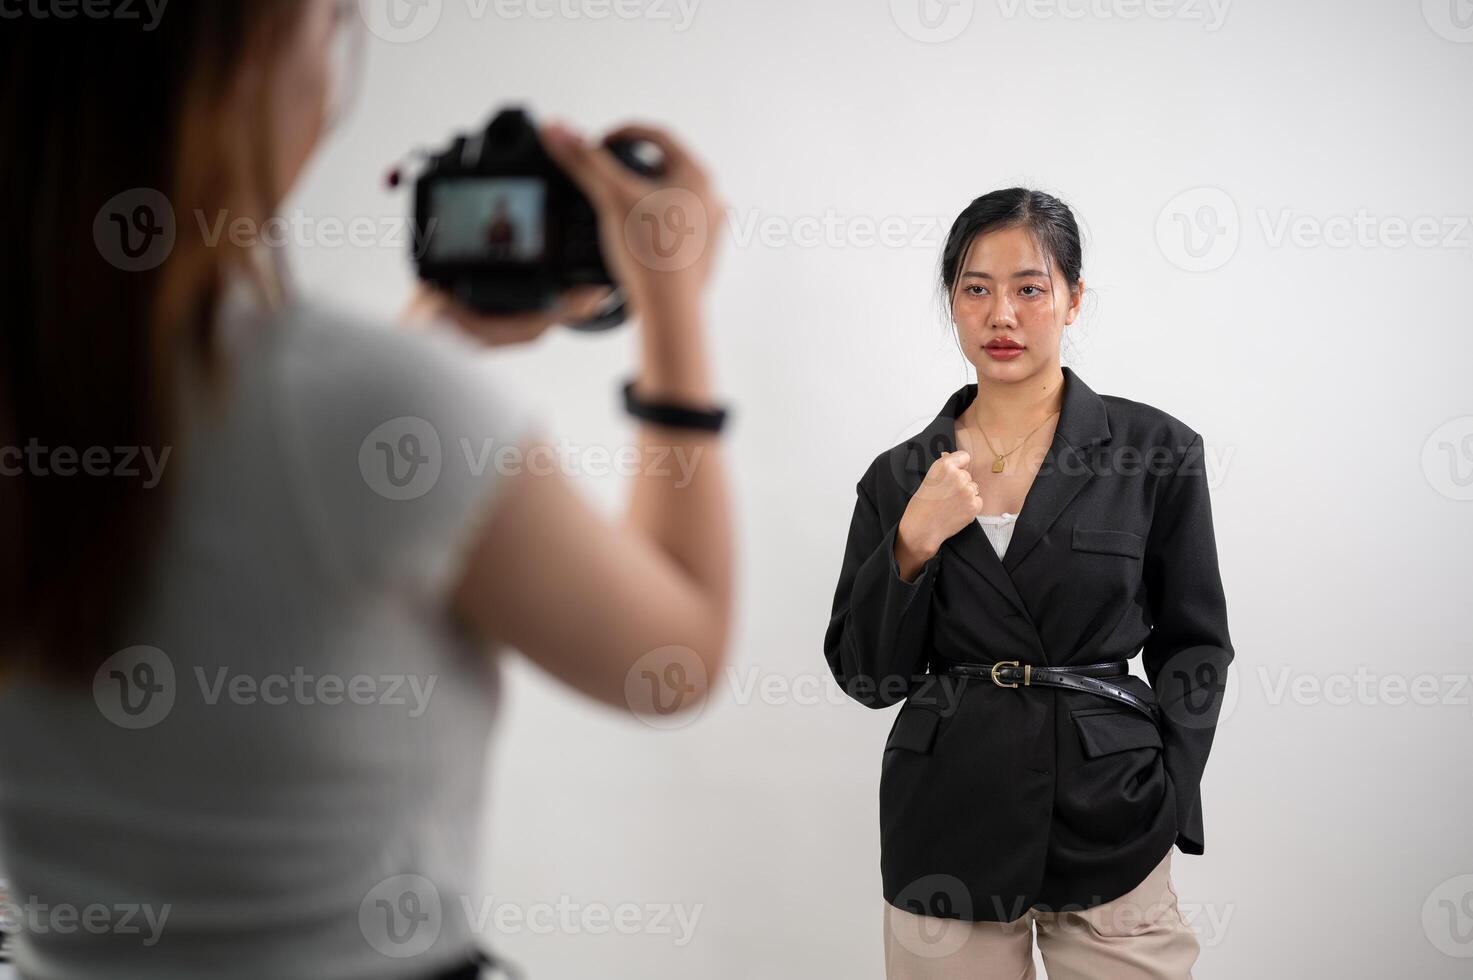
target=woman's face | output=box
[265,0,358,201]
[950,224,1082,382]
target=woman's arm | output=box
[1140,431,1235,854]
[451,304,732,714]
[822,471,943,710]
[449,121,733,716]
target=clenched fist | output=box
[894,451,985,581]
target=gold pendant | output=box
[991,456,1005,473]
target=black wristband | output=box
[622,378,729,433]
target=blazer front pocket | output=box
[1071,707,1162,758]
[884,706,941,755]
[1072,526,1146,559]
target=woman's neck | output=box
[962,367,1066,437]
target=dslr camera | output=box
[409,107,663,331]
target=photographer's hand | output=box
[401,282,614,346]
[538,119,724,333]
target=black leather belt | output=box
[943,659,1161,724]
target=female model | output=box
[823,188,1234,979]
[0,3,731,978]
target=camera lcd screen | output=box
[424,177,546,263]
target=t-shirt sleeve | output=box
[275,301,542,604]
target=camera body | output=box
[411,107,659,331]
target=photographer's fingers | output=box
[557,285,616,323]
[601,123,701,181]
[539,121,640,209]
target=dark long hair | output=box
[937,186,1085,334]
[0,3,305,683]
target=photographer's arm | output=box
[451,416,732,715]
[451,121,733,716]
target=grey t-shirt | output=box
[0,288,538,979]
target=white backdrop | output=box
[285,1,1473,976]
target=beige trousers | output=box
[883,850,1199,979]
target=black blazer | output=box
[823,366,1234,922]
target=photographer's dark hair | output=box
[938,186,1085,327]
[0,4,305,683]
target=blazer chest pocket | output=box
[1071,707,1162,758]
[1072,526,1146,559]
[884,707,940,755]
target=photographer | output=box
[0,3,732,978]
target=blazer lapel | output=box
[894,366,1113,622]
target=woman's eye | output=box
[1020,285,1043,297]
[965,285,987,296]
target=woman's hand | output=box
[400,283,614,347]
[897,451,986,568]
[538,119,723,325]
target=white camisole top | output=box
[976,512,1020,558]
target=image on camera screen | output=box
[425,177,546,263]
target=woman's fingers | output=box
[600,122,698,179]
[539,121,639,208]
[556,285,617,323]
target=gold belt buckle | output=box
[990,660,1030,688]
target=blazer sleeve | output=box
[1140,431,1235,855]
[823,474,942,709]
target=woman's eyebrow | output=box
[960,268,1050,279]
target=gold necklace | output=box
[973,408,1060,473]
